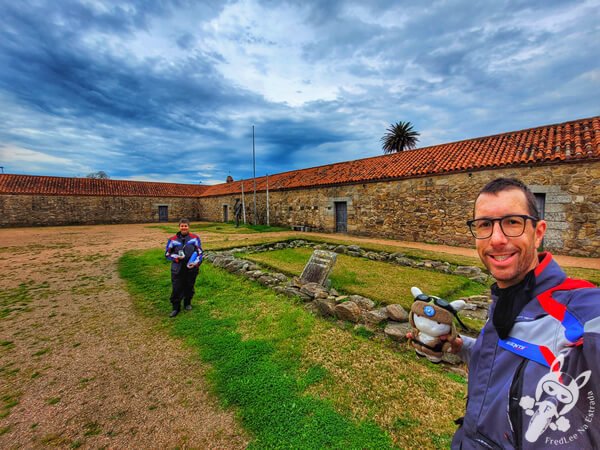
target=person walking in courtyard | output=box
[234,198,243,227]
[164,218,203,317]
[450,177,600,449]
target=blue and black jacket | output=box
[165,232,203,275]
[453,253,600,449]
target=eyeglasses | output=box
[414,294,469,331]
[415,294,455,312]
[466,214,538,239]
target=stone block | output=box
[543,203,566,213]
[348,295,375,311]
[335,301,361,322]
[547,195,572,204]
[315,298,336,317]
[546,222,569,230]
[384,322,411,342]
[299,250,337,286]
[395,257,415,267]
[271,273,288,283]
[386,304,409,322]
[454,266,482,276]
[544,212,566,222]
[363,307,389,324]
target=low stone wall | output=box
[199,161,600,257]
[204,240,491,365]
[0,194,202,227]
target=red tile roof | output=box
[1,116,598,198]
[200,115,600,197]
[0,175,208,197]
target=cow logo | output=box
[519,354,593,444]
[424,305,435,317]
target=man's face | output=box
[179,222,189,235]
[474,189,546,288]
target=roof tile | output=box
[0,175,208,197]
[200,115,599,197]
[1,116,598,198]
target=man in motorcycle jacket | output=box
[450,178,600,449]
[165,218,203,317]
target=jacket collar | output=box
[516,252,567,320]
[532,252,567,297]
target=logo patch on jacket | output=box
[518,353,594,444]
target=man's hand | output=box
[406,332,464,354]
[440,333,463,354]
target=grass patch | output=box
[0,392,20,418]
[83,421,102,437]
[0,363,19,377]
[306,237,486,269]
[242,248,488,308]
[82,253,109,262]
[0,340,14,349]
[147,221,289,235]
[0,281,51,319]
[353,326,375,339]
[564,267,600,285]
[205,236,301,251]
[120,248,467,448]
[47,396,61,405]
[305,237,600,284]
[32,347,50,357]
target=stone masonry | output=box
[198,161,600,258]
[0,194,201,226]
[1,162,598,257]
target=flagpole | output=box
[252,125,257,225]
[266,173,270,226]
[241,181,247,224]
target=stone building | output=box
[1,115,599,256]
[199,116,600,257]
[0,176,207,226]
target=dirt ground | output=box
[0,224,250,449]
[0,223,597,449]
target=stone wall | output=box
[199,161,600,257]
[0,195,201,227]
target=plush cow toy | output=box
[408,287,466,363]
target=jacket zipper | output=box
[508,358,528,449]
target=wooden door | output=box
[158,206,168,222]
[335,202,347,233]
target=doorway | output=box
[223,204,229,222]
[158,205,168,222]
[335,201,347,233]
[534,193,546,250]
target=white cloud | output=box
[0,143,92,175]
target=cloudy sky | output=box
[0,0,598,185]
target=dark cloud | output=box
[0,0,598,183]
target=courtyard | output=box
[1,223,598,448]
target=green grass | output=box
[120,250,394,449]
[306,237,487,269]
[83,421,102,437]
[47,397,61,405]
[0,392,20,418]
[241,248,489,308]
[119,248,467,449]
[205,237,600,286]
[146,221,289,235]
[305,237,600,283]
[564,267,600,285]
[0,281,51,319]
